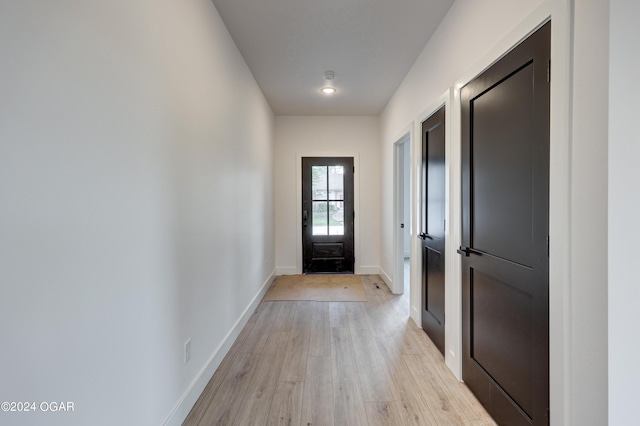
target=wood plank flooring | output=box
[183,275,496,426]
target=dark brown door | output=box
[302,157,354,273]
[460,22,550,425]
[419,106,446,355]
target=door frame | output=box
[295,151,362,274]
[392,132,410,295]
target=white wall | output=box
[569,0,609,424]
[274,116,380,275]
[0,1,274,425]
[609,1,640,424]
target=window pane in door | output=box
[329,201,344,235]
[329,166,344,200]
[312,201,328,235]
[312,166,328,200]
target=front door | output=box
[302,157,354,273]
[419,106,446,355]
[460,22,550,425]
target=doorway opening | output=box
[393,134,411,294]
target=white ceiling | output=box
[211,0,455,116]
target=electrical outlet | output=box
[184,338,191,365]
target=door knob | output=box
[418,232,434,240]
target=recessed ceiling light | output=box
[321,71,337,95]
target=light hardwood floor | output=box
[183,275,497,426]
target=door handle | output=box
[457,246,482,256]
[418,232,434,240]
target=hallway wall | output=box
[274,116,380,275]
[378,0,609,424]
[379,0,548,374]
[379,0,546,295]
[0,1,274,425]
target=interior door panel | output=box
[421,105,446,355]
[461,22,550,426]
[302,157,354,274]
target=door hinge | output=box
[547,60,551,82]
[353,166,355,173]
[546,408,550,425]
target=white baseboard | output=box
[163,270,276,426]
[411,305,420,326]
[276,266,298,275]
[278,266,382,276]
[358,265,381,275]
[378,267,393,289]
